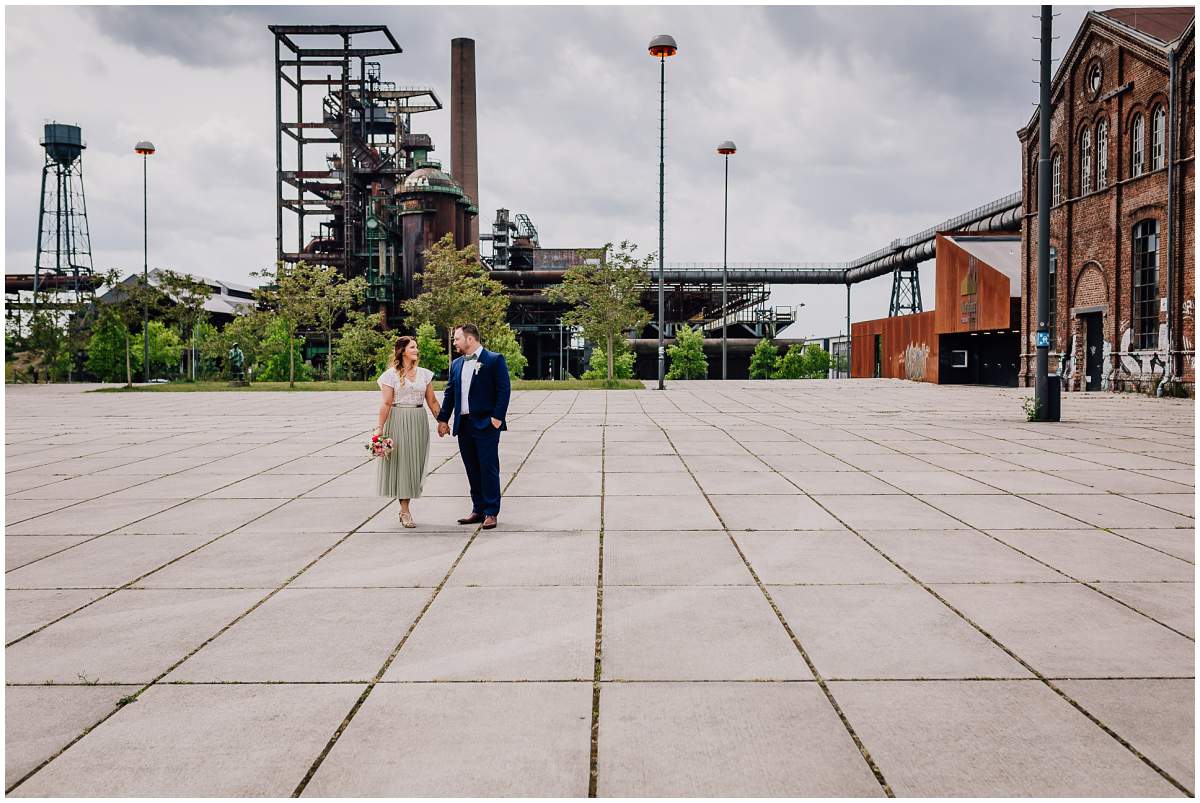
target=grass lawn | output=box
[89,378,645,393]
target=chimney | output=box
[450,37,479,249]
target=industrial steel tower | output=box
[33,122,96,308]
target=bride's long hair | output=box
[391,336,419,375]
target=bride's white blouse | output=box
[378,366,433,406]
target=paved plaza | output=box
[3,380,1195,796]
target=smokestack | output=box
[450,37,479,248]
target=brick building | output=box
[1018,8,1195,393]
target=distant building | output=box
[97,269,258,326]
[1018,7,1195,392]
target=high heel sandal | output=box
[399,509,416,529]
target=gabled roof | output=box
[1019,7,1194,137]
[1098,7,1193,44]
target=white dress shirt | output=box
[460,345,483,414]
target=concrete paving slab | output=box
[5,684,140,788]
[304,682,591,796]
[102,473,239,500]
[602,586,810,680]
[6,499,80,523]
[711,494,846,530]
[691,470,800,495]
[859,529,1063,583]
[604,530,751,585]
[448,531,599,586]
[114,498,283,535]
[238,497,386,534]
[291,531,467,588]
[986,529,1194,581]
[761,453,855,472]
[780,471,904,495]
[5,588,264,684]
[602,454,687,473]
[5,589,111,642]
[7,497,184,536]
[492,495,603,531]
[814,493,964,530]
[8,683,362,797]
[601,471,700,496]
[1094,582,1195,637]
[384,586,596,681]
[173,587,427,681]
[871,470,1005,495]
[602,494,720,530]
[772,584,1031,679]
[1056,678,1194,787]
[918,493,1092,529]
[831,680,1185,796]
[933,582,1194,677]
[1125,493,1195,517]
[597,681,883,796]
[6,533,216,589]
[5,535,93,568]
[736,530,908,584]
[1021,492,1195,529]
[505,470,602,496]
[1112,528,1195,562]
[135,530,346,589]
[202,473,327,498]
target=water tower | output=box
[34,122,95,305]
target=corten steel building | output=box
[851,234,1021,385]
[1017,7,1195,393]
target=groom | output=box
[437,323,511,530]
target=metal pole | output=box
[142,153,150,383]
[559,319,564,380]
[1035,5,1052,416]
[845,283,851,377]
[722,153,729,380]
[657,55,666,391]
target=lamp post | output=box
[648,34,677,391]
[717,140,736,379]
[135,140,155,383]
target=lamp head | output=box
[134,141,156,156]
[717,140,737,155]
[648,34,678,58]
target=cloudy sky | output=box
[5,4,1094,338]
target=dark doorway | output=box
[1083,312,1103,391]
[938,331,1019,386]
[873,335,882,378]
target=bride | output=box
[373,336,441,528]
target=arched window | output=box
[1048,246,1058,340]
[1131,113,1145,177]
[1151,104,1166,170]
[1080,128,1092,194]
[1052,153,1062,204]
[1132,219,1159,349]
[1096,119,1109,188]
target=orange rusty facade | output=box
[852,234,1021,383]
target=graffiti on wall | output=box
[903,342,930,381]
[1060,334,1077,390]
[1113,327,1168,390]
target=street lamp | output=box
[648,34,677,391]
[135,140,155,383]
[717,140,736,379]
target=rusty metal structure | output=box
[271,25,475,329]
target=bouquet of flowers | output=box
[366,432,394,458]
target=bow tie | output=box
[463,353,479,362]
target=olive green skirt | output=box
[376,405,430,499]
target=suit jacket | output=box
[437,348,511,436]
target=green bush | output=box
[666,324,708,380]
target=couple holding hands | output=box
[372,323,511,530]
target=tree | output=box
[251,261,325,388]
[199,309,269,380]
[96,269,172,387]
[666,323,708,379]
[191,318,221,379]
[402,234,507,357]
[749,338,780,379]
[85,309,130,382]
[581,338,635,380]
[800,343,831,379]
[485,323,528,380]
[544,241,651,382]
[131,320,184,378]
[415,321,449,376]
[335,310,391,381]
[774,344,808,379]
[156,269,211,381]
[311,267,366,381]
[255,314,313,382]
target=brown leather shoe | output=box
[481,515,497,530]
[458,512,485,525]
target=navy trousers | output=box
[458,422,502,516]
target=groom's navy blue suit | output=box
[438,348,511,517]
